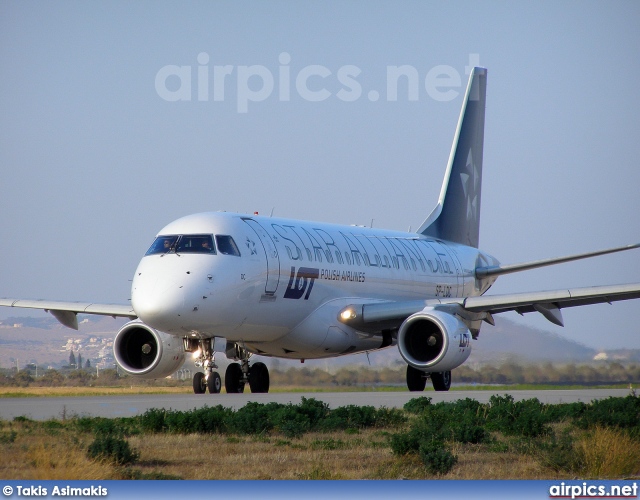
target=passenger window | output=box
[215,235,241,256]
[176,235,216,254]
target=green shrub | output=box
[138,408,167,433]
[87,434,138,465]
[271,405,310,438]
[142,406,231,434]
[374,407,407,428]
[319,405,376,431]
[404,397,432,414]
[485,395,550,437]
[185,406,230,434]
[576,395,640,433]
[544,401,587,422]
[74,416,138,436]
[226,402,276,435]
[450,421,487,444]
[389,420,439,455]
[418,440,458,475]
[298,397,330,426]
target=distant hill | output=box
[1,314,637,371]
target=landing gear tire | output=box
[249,362,270,393]
[431,370,452,391]
[207,371,222,394]
[406,365,427,392]
[193,372,206,394]
[225,363,245,393]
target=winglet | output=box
[418,67,487,248]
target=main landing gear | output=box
[225,342,270,394]
[185,338,222,394]
[406,365,452,392]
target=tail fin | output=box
[417,67,487,248]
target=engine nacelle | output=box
[397,308,472,372]
[113,320,185,379]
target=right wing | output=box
[338,282,640,333]
[0,299,136,330]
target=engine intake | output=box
[397,308,472,372]
[113,320,185,379]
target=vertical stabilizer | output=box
[417,67,487,248]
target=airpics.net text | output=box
[155,53,481,112]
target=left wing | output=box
[338,282,640,333]
[0,299,136,330]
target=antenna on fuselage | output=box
[270,207,275,217]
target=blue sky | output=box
[1,1,639,350]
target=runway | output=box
[0,389,631,421]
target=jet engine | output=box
[113,320,185,379]
[397,308,472,372]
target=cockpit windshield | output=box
[145,235,179,255]
[145,234,216,256]
[176,234,216,254]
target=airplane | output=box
[2,67,640,394]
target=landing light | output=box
[340,308,356,321]
[192,348,201,359]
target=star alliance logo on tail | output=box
[460,149,479,224]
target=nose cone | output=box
[132,273,186,332]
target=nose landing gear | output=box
[185,338,222,394]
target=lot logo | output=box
[459,332,471,348]
[284,267,319,300]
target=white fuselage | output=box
[131,212,498,359]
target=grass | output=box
[578,426,640,478]
[0,386,192,398]
[0,424,556,480]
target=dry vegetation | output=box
[0,424,557,480]
[2,395,639,480]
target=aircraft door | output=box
[242,218,281,296]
